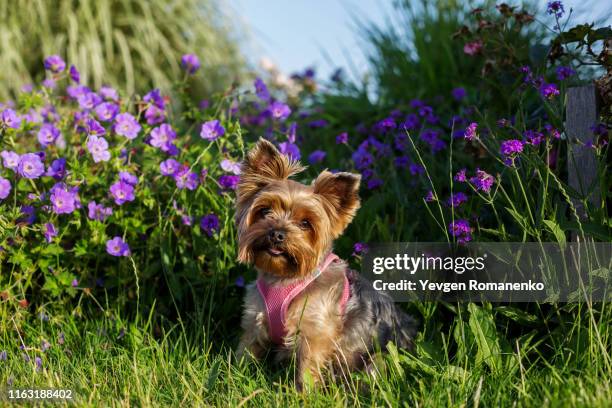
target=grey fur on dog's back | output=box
[343,269,417,355]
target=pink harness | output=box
[256,253,351,344]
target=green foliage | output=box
[0,0,245,100]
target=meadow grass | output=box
[2,301,611,407]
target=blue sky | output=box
[229,0,608,80]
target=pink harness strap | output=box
[256,253,351,344]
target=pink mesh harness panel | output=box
[256,253,351,345]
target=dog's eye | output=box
[258,207,271,217]
[299,219,311,230]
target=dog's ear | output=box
[313,171,361,236]
[237,138,305,204]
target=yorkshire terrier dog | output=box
[235,138,416,388]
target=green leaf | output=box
[468,303,502,374]
[543,219,566,245]
[495,306,540,326]
[206,358,221,391]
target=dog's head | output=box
[235,138,360,278]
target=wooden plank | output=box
[566,84,600,220]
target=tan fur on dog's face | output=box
[236,138,361,278]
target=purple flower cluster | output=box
[547,1,565,18]
[88,201,113,221]
[448,219,472,243]
[500,139,524,166]
[200,213,220,237]
[181,54,201,74]
[470,169,495,193]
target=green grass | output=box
[2,304,611,407]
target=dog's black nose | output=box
[268,229,286,243]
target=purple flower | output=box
[556,66,575,81]
[66,85,90,100]
[37,124,61,147]
[77,92,102,110]
[69,65,80,83]
[0,350,6,361]
[106,236,131,257]
[160,159,180,176]
[425,191,436,202]
[420,129,446,152]
[352,148,373,170]
[35,356,43,371]
[119,171,138,186]
[43,223,57,243]
[20,205,36,225]
[500,139,524,158]
[547,1,564,18]
[42,78,56,89]
[308,150,326,164]
[449,219,472,243]
[109,181,135,205]
[278,141,301,161]
[374,117,397,133]
[150,124,177,151]
[268,101,291,121]
[539,82,560,99]
[254,78,270,102]
[50,185,77,214]
[18,153,45,179]
[1,150,20,170]
[114,113,141,140]
[452,87,466,101]
[71,279,78,288]
[470,169,495,193]
[367,178,383,190]
[524,129,544,146]
[144,89,165,108]
[220,159,241,175]
[336,132,348,144]
[409,163,425,176]
[235,276,245,288]
[1,109,21,129]
[85,117,106,137]
[87,201,113,221]
[200,120,225,141]
[181,215,193,226]
[95,102,120,122]
[174,166,199,190]
[218,174,240,191]
[454,168,467,182]
[447,192,468,208]
[44,55,66,73]
[353,242,369,255]
[144,104,166,126]
[394,156,410,169]
[100,86,119,101]
[46,158,67,180]
[181,53,201,74]
[87,135,111,163]
[309,119,329,128]
[0,177,11,200]
[464,122,478,141]
[545,124,561,139]
[200,213,220,237]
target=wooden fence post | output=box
[566,84,600,221]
